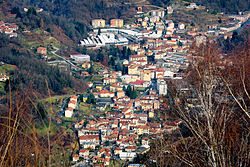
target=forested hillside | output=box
[149,0,249,14]
[0,34,87,96]
[193,0,249,14]
[0,0,135,43]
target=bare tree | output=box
[147,41,250,167]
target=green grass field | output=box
[0,64,15,75]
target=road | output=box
[124,0,146,5]
[39,95,68,102]
[124,0,165,10]
[71,160,88,167]
[51,47,82,70]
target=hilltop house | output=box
[37,47,47,55]
[79,135,100,149]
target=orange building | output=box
[110,19,124,28]
[37,47,47,55]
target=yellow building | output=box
[92,19,105,28]
[95,85,103,91]
[130,75,140,82]
[128,64,140,75]
[83,96,88,102]
[137,126,149,135]
[116,91,125,98]
[142,20,147,27]
[140,70,151,81]
[82,63,91,69]
[110,84,123,92]
[148,111,154,118]
[129,55,147,62]
[110,19,124,28]
[128,44,139,52]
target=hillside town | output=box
[0,0,249,166]
[0,20,18,37]
[51,5,250,166]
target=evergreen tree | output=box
[88,64,94,74]
[86,95,91,104]
[126,85,132,97]
[130,87,137,99]
[123,86,126,92]
[90,93,96,104]
[122,65,127,75]
[115,62,122,71]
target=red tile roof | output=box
[79,149,89,153]
[130,55,147,58]
[99,89,113,94]
[37,47,46,50]
[79,135,99,140]
[130,80,145,85]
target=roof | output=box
[72,154,79,157]
[130,80,145,85]
[99,89,113,94]
[115,147,122,150]
[126,146,137,149]
[111,19,123,21]
[156,68,164,72]
[37,47,46,50]
[71,95,78,99]
[79,135,99,140]
[66,107,73,111]
[69,100,76,104]
[79,149,89,153]
[130,55,147,58]
[92,19,105,21]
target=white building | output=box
[80,33,128,47]
[0,75,9,82]
[65,107,73,118]
[157,79,168,96]
[151,10,165,18]
[70,54,90,63]
[178,23,185,30]
[167,6,173,14]
[119,152,137,161]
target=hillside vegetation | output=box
[193,0,249,14]
[0,34,87,96]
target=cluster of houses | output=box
[80,7,188,48]
[72,103,182,165]
[65,95,79,118]
[82,2,250,49]
[62,3,250,166]
[69,44,186,165]
[0,21,18,37]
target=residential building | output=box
[99,89,115,98]
[119,152,137,161]
[72,154,79,162]
[178,22,185,30]
[151,10,165,18]
[65,107,74,118]
[79,149,89,158]
[0,75,9,82]
[70,54,90,63]
[129,55,147,62]
[92,19,105,28]
[110,19,124,28]
[37,47,47,55]
[157,79,168,96]
[79,135,100,149]
[167,6,173,14]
